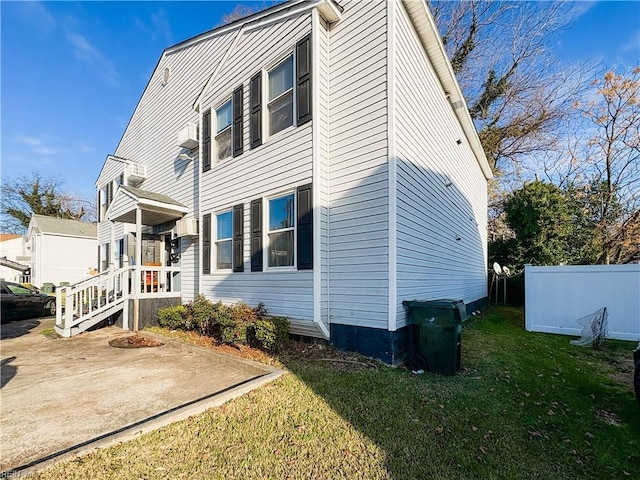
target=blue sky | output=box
[1,1,639,205]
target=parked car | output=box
[634,342,640,405]
[0,281,56,322]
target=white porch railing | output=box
[55,265,181,337]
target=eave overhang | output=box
[106,186,188,226]
[401,0,493,180]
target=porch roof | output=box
[107,186,188,226]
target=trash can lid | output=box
[402,299,464,308]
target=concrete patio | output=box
[0,317,282,474]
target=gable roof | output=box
[106,186,188,226]
[29,215,97,238]
[120,186,187,209]
[109,0,342,157]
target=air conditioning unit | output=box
[125,162,146,186]
[176,217,198,237]
[177,123,198,149]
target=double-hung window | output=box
[267,193,295,267]
[215,100,232,161]
[216,210,233,269]
[267,55,294,136]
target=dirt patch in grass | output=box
[108,335,163,349]
[605,355,635,390]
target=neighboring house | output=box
[27,215,97,287]
[68,0,492,363]
[0,234,30,283]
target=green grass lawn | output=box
[31,307,639,479]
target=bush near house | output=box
[157,298,289,352]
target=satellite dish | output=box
[502,266,511,276]
[493,262,502,275]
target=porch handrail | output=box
[56,266,133,332]
[55,264,182,336]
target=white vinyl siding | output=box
[327,0,389,330]
[96,159,127,264]
[394,1,488,328]
[32,234,96,286]
[199,13,314,321]
[107,28,237,301]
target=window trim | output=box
[264,190,297,270]
[214,209,233,271]
[214,98,233,162]
[265,52,296,140]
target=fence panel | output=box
[525,264,640,341]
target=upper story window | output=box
[215,100,232,161]
[98,173,123,222]
[250,35,310,149]
[267,193,295,267]
[216,210,233,269]
[267,55,294,136]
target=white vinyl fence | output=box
[525,264,640,341]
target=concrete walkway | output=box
[0,317,282,474]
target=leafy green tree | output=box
[495,181,572,267]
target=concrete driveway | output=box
[0,317,281,474]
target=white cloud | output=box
[13,135,92,157]
[64,32,119,86]
[566,1,599,23]
[151,9,173,46]
[15,1,57,32]
[621,29,640,53]
[15,136,44,147]
[132,9,173,46]
[34,146,65,156]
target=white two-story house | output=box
[59,0,492,364]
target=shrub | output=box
[157,305,188,330]
[249,316,290,352]
[219,302,257,345]
[187,294,216,333]
[253,301,268,317]
[159,298,290,352]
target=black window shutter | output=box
[250,198,263,272]
[232,86,244,157]
[296,34,312,126]
[202,109,211,172]
[297,183,313,270]
[108,181,113,204]
[119,173,124,187]
[202,213,211,274]
[249,73,262,149]
[105,243,111,270]
[97,191,101,222]
[233,204,244,272]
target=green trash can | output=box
[402,299,465,375]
